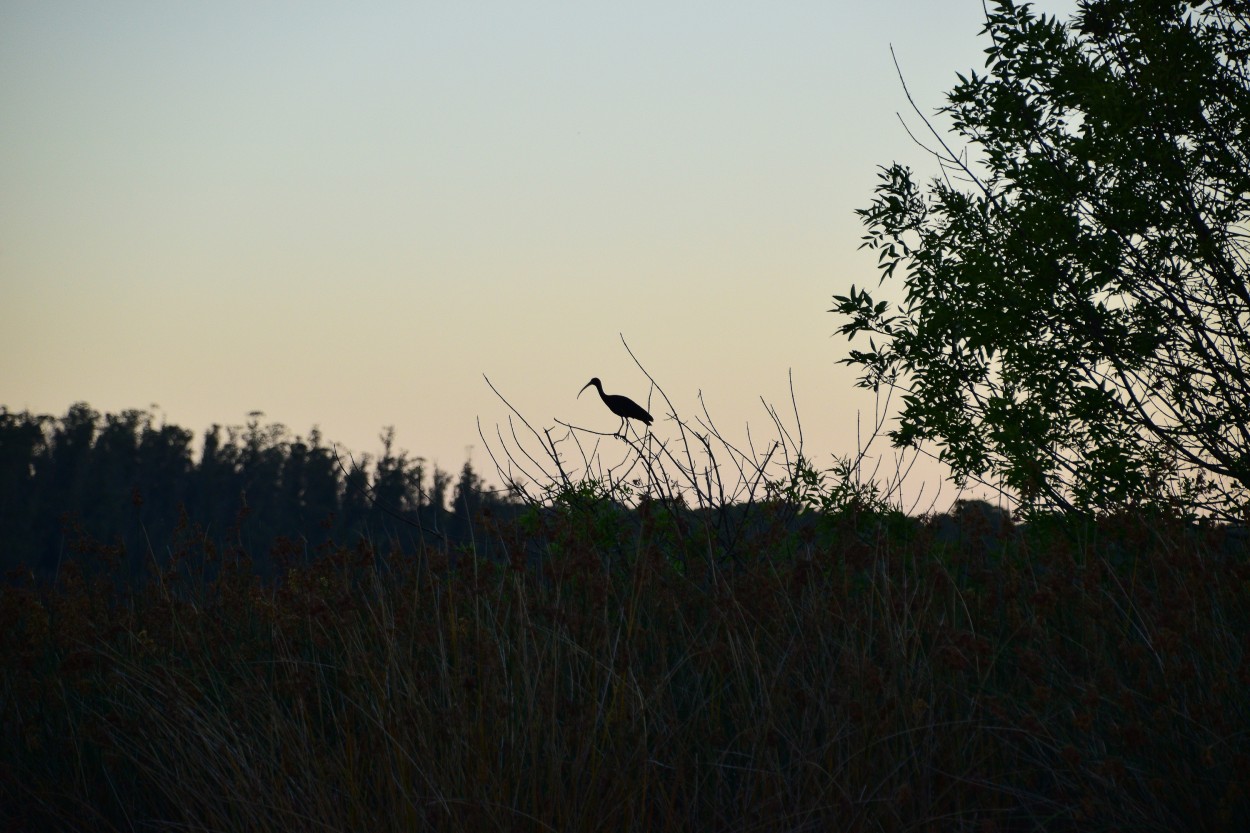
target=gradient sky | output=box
[1,1,1076,511]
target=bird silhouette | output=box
[578,377,653,437]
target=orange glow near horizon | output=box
[1,2,1078,512]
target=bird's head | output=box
[577,377,601,398]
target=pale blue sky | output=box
[1,2,1075,508]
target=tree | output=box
[833,0,1250,519]
[0,404,510,575]
[0,409,49,571]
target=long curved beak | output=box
[577,381,593,398]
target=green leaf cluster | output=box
[835,0,1250,519]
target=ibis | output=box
[578,377,653,436]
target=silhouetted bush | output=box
[2,494,1248,831]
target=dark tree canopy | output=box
[0,404,515,579]
[834,0,1250,519]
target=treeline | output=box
[0,403,516,580]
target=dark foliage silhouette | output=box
[833,0,1250,520]
[0,404,513,579]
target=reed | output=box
[2,505,1248,831]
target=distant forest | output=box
[0,403,516,579]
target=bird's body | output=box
[578,377,653,436]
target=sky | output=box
[1,1,1076,512]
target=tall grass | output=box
[3,501,1248,832]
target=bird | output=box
[578,377,653,437]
